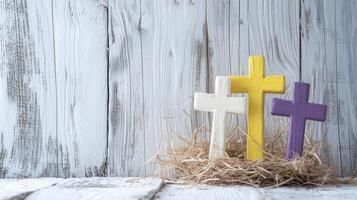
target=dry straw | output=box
[156,126,356,187]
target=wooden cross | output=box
[230,56,285,160]
[194,76,245,160]
[271,82,327,160]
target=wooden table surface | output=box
[1,177,357,200]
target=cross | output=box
[271,82,327,160]
[230,56,285,160]
[194,76,245,160]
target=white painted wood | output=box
[140,0,207,175]
[194,76,245,159]
[265,186,357,200]
[0,178,61,200]
[25,177,163,200]
[0,0,108,178]
[0,0,58,177]
[301,0,357,176]
[156,184,262,200]
[230,0,248,133]
[157,184,357,200]
[52,0,108,177]
[301,0,341,176]
[206,0,241,134]
[2,178,357,200]
[315,186,357,200]
[206,0,299,139]
[239,0,300,135]
[108,0,146,177]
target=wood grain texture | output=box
[239,0,300,135]
[108,0,146,176]
[140,0,207,175]
[0,178,61,199]
[207,0,299,138]
[0,0,108,178]
[52,0,108,177]
[206,0,246,134]
[156,184,357,200]
[301,0,357,176]
[3,178,357,200]
[0,0,57,177]
[25,177,163,200]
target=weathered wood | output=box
[330,0,357,176]
[0,177,163,200]
[156,184,357,200]
[52,0,108,177]
[301,0,357,176]
[108,0,146,176]
[140,0,207,175]
[240,0,300,135]
[25,177,163,200]
[0,0,57,177]
[0,0,108,178]
[206,0,249,134]
[3,178,357,200]
[156,184,263,200]
[301,0,341,176]
[266,186,357,200]
[235,0,249,133]
[206,0,242,133]
[0,178,61,199]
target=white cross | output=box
[194,76,245,160]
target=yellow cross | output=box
[230,56,285,160]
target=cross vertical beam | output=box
[194,77,245,160]
[272,82,327,159]
[231,56,285,160]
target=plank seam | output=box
[228,0,232,74]
[333,0,343,177]
[50,0,59,178]
[205,1,210,93]
[9,182,59,200]
[105,0,110,177]
[204,0,211,128]
[139,0,147,176]
[148,180,166,200]
[247,0,250,55]
[299,0,302,81]
[347,0,353,174]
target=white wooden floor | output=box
[1,178,357,200]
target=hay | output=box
[157,126,355,187]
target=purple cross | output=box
[271,82,327,160]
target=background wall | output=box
[0,0,356,178]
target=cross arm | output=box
[194,93,216,112]
[305,103,327,121]
[230,76,251,93]
[224,97,245,114]
[271,98,293,117]
[263,75,285,93]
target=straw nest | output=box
[156,126,355,187]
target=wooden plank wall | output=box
[301,0,357,176]
[0,0,108,178]
[0,0,356,177]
